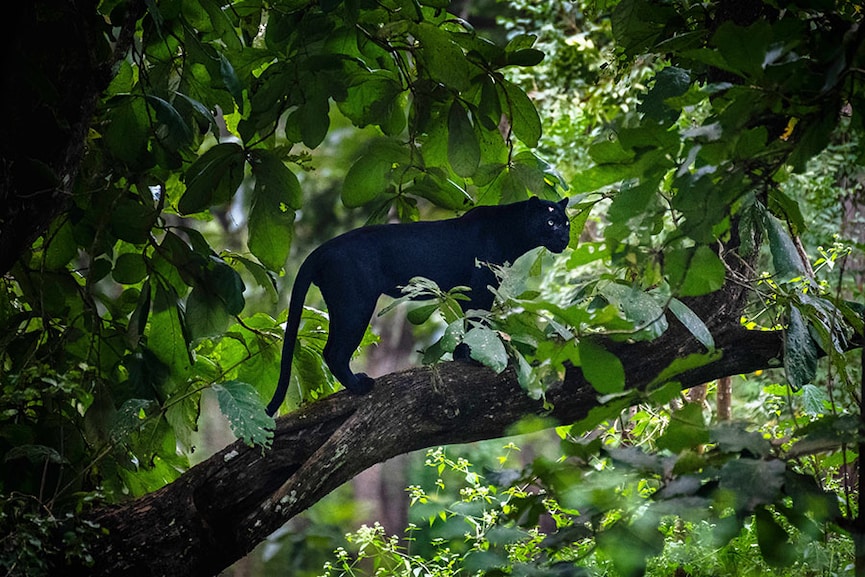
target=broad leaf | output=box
[464,327,508,373]
[214,380,274,447]
[179,143,245,214]
[448,101,480,177]
[578,339,625,394]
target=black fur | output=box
[265,197,570,416]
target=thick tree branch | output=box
[82,318,792,577]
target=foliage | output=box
[328,434,853,577]
[0,0,863,574]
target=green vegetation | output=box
[0,0,862,575]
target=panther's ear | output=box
[558,197,569,209]
[527,196,540,206]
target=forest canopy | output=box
[0,0,863,576]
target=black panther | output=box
[266,197,570,416]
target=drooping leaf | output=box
[186,286,230,340]
[764,213,806,281]
[447,101,480,177]
[784,305,818,390]
[657,403,709,453]
[214,380,274,447]
[179,143,245,214]
[248,151,300,271]
[148,283,192,381]
[668,298,715,350]
[219,52,244,113]
[113,253,148,285]
[578,339,625,394]
[501,79,541,148]
[755,506,794,567]
[719,458,786,512]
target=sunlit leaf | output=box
[464,327,508,373]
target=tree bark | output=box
[79,318,794,577]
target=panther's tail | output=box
[266,259,315,416]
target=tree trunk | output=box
[0,0,144,276]
[76,318,800,577]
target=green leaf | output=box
[507,48,545,67]
[668,298,714,350]
[784,305,818,390]
[464,327,508,373]
[639,66,690,124]
[44,219,78,270]
[578,339,625,394]
[719,458,786,512]
[646,351,721,390]
[145,95,193,149]
[407,303,439,325]
[597,517,664,577]
[501,79,541,148]
[657,403,708,453]
[219,52,244,113]
[113,253,148,285]
[149,283,192,380]
[342,141,408,208]
[665,245,726,297]
[214,380,274,447]
[710,423,772,458]
[209,258,246,315]
[600,283,668,339]
[767,188,806,236]
[755,506,794,567]
[110,197,159,245]
[300,97,330,149]
[413,22,471,91]
[179,143,245,214]
[447,101,480,177]
[247,151,300,271]
[478,76,503,131]
[104,97,150,168]
[611,0,675,57]
[186,286,230,340]
[764,212,806,281]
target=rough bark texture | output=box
[79,318,790,577]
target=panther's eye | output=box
[547,219,555,226]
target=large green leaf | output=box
[248,153,298,272]
[665,245,726,297]
[578,339,625,394]
[501,79,541,148]
[656,403,708,453]
[342,140,408,208]
[178,143,245,214]
[784,305,818,390]
[412,22,471,91]
[764,213,806,281]
[464,327,508,374]
[447,101,480,177]
[214,380,274,447]
[149,283,192,381]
